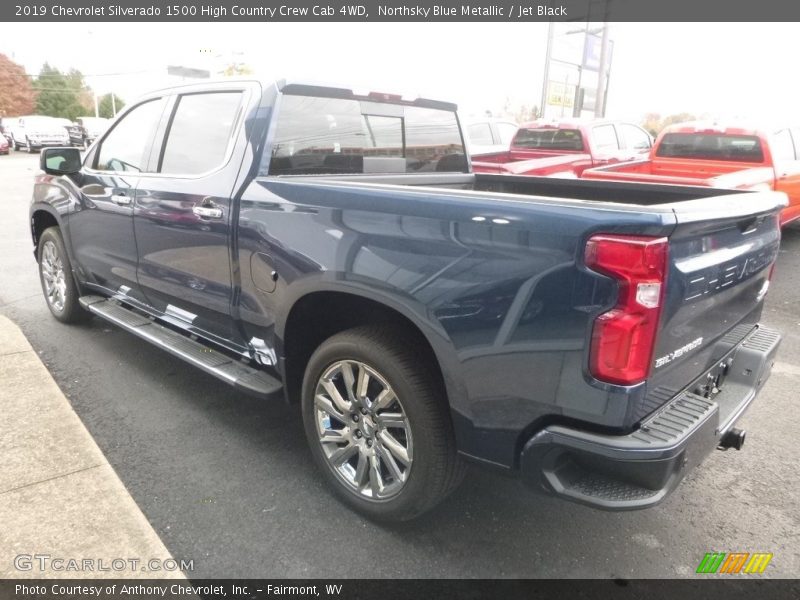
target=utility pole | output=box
[573,20,590,117]
[111,93,116,117]
[94,93,99,118]
[595,22,611,117]
[540,22,554,119]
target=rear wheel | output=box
[37,227,90,324]
[301,324,465,521]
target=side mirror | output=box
[40,147,82,175]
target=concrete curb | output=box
[0,315,185,579]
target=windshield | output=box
[269,94,467,175]
[512,128,585,151]
[656,133,765,162]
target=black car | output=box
[70,116,110,148]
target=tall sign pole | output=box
[540,22,554,118]
[595,23,611,117]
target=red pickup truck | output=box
[470,118,653,177]
[582,122,800,226]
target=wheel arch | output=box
[30,205,85,294]
[278,288,463,414]
[30,206,63,260]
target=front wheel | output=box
[301,324,465,521]
[37,227,90,324]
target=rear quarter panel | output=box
[235,178,678,466]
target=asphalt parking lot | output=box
[1,150,798,578]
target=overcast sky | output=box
[1,22,796,125]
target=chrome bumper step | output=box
[79,295,282,398]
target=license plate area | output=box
[692,358,732,399]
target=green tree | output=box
[97,93,125,118]
[220,62,254,77]
[32,64,92,120]
[0,54,37,116]
[660,112,696,130]
[512,104,540,123]
[641,112,697,137]
[642,112,662,137]
[500,98,541,124]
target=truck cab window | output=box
[269,95,465,175]
[771,129,796,162]
[620,124,652,150]
[495,122,519,145]
[656,133,765,162]
[95,99,164,173]
[592,124,620,151]
[467,123,494,146]
[159,92,243,175]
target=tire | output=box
[301,324,465,521]
[37,227,90,324]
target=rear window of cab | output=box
[656,133,765,162]
[512,128,585,151]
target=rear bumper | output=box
[520,326,781,510]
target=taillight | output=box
[585,234,669,386]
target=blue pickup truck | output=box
[31,80,783,521]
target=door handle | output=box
[192,205,223,219]
[111,194,131,206]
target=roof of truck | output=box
[518,118,620,131]
[661,121,768,138]
[141,78,459,112]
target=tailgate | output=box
[646,191,785,401]
[472,153,591,176]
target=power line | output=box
[25,69,159,78]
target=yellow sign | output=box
[546,81,575,109]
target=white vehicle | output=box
[462,117,519,155]
[8,115,71,153]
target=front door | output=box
[133,89,248,349]
[69,97,167,304]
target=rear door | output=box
[133,84,253,350]
[647,192,784,398]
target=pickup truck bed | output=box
[583,123,800,226]
[470,119,653,178]
[30,80,784,521]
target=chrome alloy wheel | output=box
[314,360,413,500]
[41,240,67,312]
